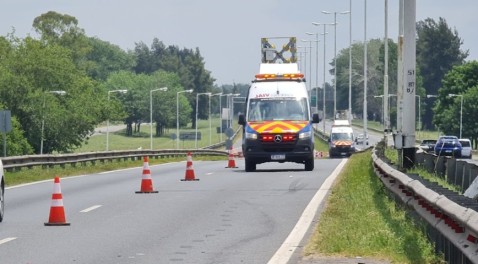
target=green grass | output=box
[384,147,461,193]
[304,150,444,263]
[75,117,234,152]
[314,135,329,153]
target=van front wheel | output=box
[305,158,314,171]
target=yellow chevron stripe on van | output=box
[249,121,307,133]
[332,140,353,146]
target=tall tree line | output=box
[0,11,216,155]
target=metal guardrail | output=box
[372,146,478,263]
[2,127,244,172]
[2,149,228,171]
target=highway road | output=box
[0,157,346,263]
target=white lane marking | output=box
[80,205,102,213]
[0,237,17,245]
[267,159,348,264]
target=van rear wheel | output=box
[245,159,256,172]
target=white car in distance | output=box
[459,138,472,159]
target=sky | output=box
[0,0,476,87]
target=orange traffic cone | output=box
[45,176,70,226]
[181,152,199,181]
[226,147,238,168]
[136,156,158,193]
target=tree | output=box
[433,61,478,144]
[0,37,104,154]
[133,40,215,128]
[417,17,468,130]
[85,37,136,80]
[103,70,190,138]
[32,11,93,72]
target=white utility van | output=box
[328,120,355,157]
[238,38,320,172]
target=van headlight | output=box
[299,131,312,139]
[245,132,257,140]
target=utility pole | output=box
[396,0,416,169]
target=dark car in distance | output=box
[434,136,462,158]
[419,139,437,153]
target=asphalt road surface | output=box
[0,157,346,264]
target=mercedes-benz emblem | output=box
[274,135,282,142]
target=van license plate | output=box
[271,154,285,160]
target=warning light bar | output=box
[255,73,304,80]
[260,134,296,142]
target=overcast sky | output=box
[0,0,475,86]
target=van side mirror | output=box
[238,114,246,126]
[312,113,320,123]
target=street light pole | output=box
[415,95,421,132]
[306,32,320,113]
[312,22,332,132]
[322,10,350,120]
[363,0,368,143]
[348,0,353,122]
[150,87,168,150]
[107,89,128,151]
[301,39,314,100]
[210,93,222,145]
[448,93,463,138]
[195,92,211,149]
[176,89,193,149]
[40,90,66,155]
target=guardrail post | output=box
[436,156,446,178]
[424,154,434,173]
[415,152,425,166]
[463,163,473,192]
[446,158,457,186]
[467,164,478,192]
[455,160,465,188]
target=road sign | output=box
[225,128,234,138]
[225,139,233,150]
[180,132,201,140]
[0,110,11,133]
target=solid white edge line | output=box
[80,205,102,213]
[0,237,17,245]
[267,159,348,264]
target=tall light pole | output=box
[107,89,128,151]
[348,0,353,122]
[384,0,390,138]
[306,32,320,113]
[210,93,222,145]
[363,0,368,143]
[150,87,168,150]
[448,93,463,138]
[373,94,396,132]
[301,39,314,100]
[373,95,385,128]
[41,90,66,155]
[322,10,349,119]
[195,92,211,149]
[176,89,193,149]
[219,94,228,142]
[312,22,332,132]
[415,95,421,132]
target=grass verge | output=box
[303,150,444,263]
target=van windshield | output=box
[331,132,353,141]
[248,98,309,121]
